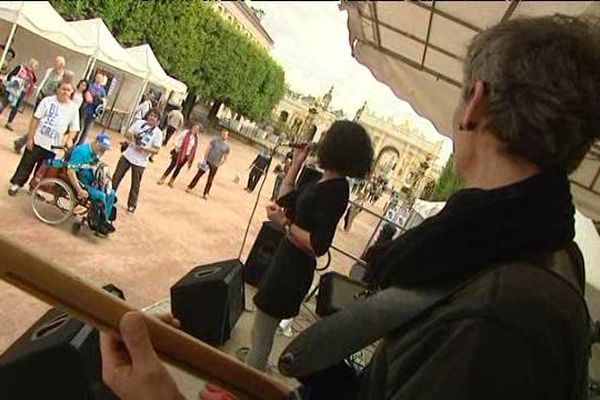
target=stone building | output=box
[212,2,274,50]
[354,104,443,196]
[272,90,443,197]
[271,86,345,143]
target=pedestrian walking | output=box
[157,124,200,187]
[78,72,107,145]
[0,58,38,131]
[112,108,162,213]
[245,150,271,193]
[163,105,184,146]
[186,129,230,199]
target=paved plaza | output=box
[0,106,389,395]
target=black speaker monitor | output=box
[316,272,368,317]
[243,221,285,286]
[171,259,244,346]
[0,284,125,400]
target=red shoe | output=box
[199,384,237,400]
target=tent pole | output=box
[82,57,94,80]
[122,79,148,134]
[105,73,124,129]
[85,58,97,80]
[0,22,17,74]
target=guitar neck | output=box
[0,234,291,400]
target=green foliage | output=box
[51,0,285,120]
[431,154,464,201]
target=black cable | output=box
[315,249,331,271]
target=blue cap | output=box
[96,132,111,149]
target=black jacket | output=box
[250,153,271,172]
[358,247,588,400]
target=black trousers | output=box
[162,153,189,182]
[78,115,95,145]
[187,163,218,196]
[163,126,177,146]
[34,93,45,111]
[0,91,26,123]
[10,144,54,187]
[246,168,263,192]
[271,175,284,201]
[112,156,145,208]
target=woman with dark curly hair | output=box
[246,120,374,371]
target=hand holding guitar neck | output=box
[0,233,291,400]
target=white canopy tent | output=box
[125,44,187,96]
[124,44,187,129]
[164,75,187,96]
[68,18,146,79]
[0,1,94,101]
[341,1,598,138]
[68,18,148,131]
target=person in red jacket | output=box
[157,124,200,187]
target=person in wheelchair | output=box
[66,132,116,235]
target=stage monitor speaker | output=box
[316,272,369,317]
[0,284,125,400]
[243,221,285,286]
[171,259,244,346]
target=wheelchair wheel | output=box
[31,178,76,225]
[71,220,82,235]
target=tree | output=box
[51,0,285,121]
[431,155,464,201]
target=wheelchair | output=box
[29,147,92,235]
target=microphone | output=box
[280,141,318,150]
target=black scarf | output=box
[371,168,575,288]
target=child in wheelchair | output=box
[65,132,117,235]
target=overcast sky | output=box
[251,1,453,165]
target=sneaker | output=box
[185,187,192,193]
[7,184,19,196]
[97,223,110,236]
[5,123,13,131]
[202,194,208,200]
[127,206,136,214]
[105,222,116,233]
[167,181,174,188]
[157,178,165,185]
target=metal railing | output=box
[570,144,600,197]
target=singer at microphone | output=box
[246,121,374,372]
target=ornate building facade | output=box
[272,91,443,196]
[355,105,443,196]
[271,87,345,143]
[213,1,274,50]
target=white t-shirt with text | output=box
[123,120,163,167]
[33,95,80,152]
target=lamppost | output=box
[301,107,319,142]
[408,156,431,206]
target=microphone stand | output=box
[237,140,284,311]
